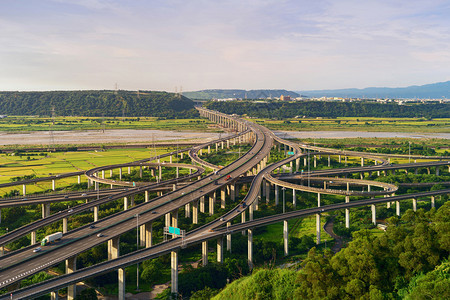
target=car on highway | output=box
[64,195,69,199]
[220,217,225,221]
[89,225,95,229]
[97,233,103,237]
[33,247,42,253]
[152,211,157,214]
[68,209,73,213]
[81,193,87,197]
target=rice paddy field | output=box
[0,147,176,195]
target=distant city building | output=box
[280,95,290,101]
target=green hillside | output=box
[204,100,450,118]
[0,90,198,118]
[184,89,300,100]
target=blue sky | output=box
[1,0,449,91]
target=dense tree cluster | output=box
[215,203,450,299]
[0,90,198,118]
[204,100,450,118]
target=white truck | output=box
[41,232,63,246]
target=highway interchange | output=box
[0,107,448,299]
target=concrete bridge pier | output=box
[145,222,153,248]
[275,185,279,205]
[145,190,149,202]
[94,206,99,222]
[241,211,246,235]
[119,168,122,180]
[202,241,208,266]
[396,201,401,216]
[171,251,179,295]
[217,237,223,263]
[66,256,77,300]
[248,229,253,270]
[185,203,191,218]
[171,209,178,228]
[192,200,198,224]
[52,179,56,191]
[31,231,36,245]
[221,187,226,209]
[292,189,296,208]
[313,155,317,168]
[200,196,205,213]
[209,193,216,215]
[266,181,271,203]
[226,222,231,252]
[50,291,59,300]
[431,196,435,208]
[283,220,289,256]
[123,197,129,210]
[413,198,417,212]
[230,183,236,201]
[42,203,50,218]
[23,184,26,196]
[63,218,68,233]
[371,204,376,225]
[345,196,350,228]
[316,213,321,245]
[165,213,171,227]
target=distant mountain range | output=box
[297,81,450,99]
[183,89,299,99]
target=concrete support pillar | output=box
[209,193,215,216]
[413,198,417,212]
[266,181,270,203]
[171,209,178,228]
[78,175,81,184]
[63,218,68,233]
[192,200,198,224]
[248,229,253,270]
[102,170,105,179]
[171,251,178,295]
[226,222,231,252]
[314,155,317,168]
[292,189,296,208]
[128,166,131,174]
[345,196,350,228]
[328,155,331,167]
[185,203,191,218]
[371,204,376,225]
[217,237,223,263]
[144,190,149,202]
[249,202,254,221]
[139,166,143,178]
[283,220,289,256]
[202,241,208,266]
[338,155,341,163]
[94,206,98,222]
[66,256,77,300]
[31,231,36,245]
[119,168,122,180]
[316,213,321,245]
[50,291,59,300]
[123,197,128,210]
[42,203,50,218]
[275,185,279,205]
[396,201,401,216]
[361,157,364,167]
[200,196,205,213]
[241,211,246,235]
[165,213,171,227]
[52,179,56,191]
[431,196,435,208]
[230,183,236,201]
[221,187,226,209]
[145,222,153,248]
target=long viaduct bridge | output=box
[0,108,448,299]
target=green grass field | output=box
[0,147,176,195]
[251,117,450,133]
[0,116,217,132]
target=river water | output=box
[0,129,448,146]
